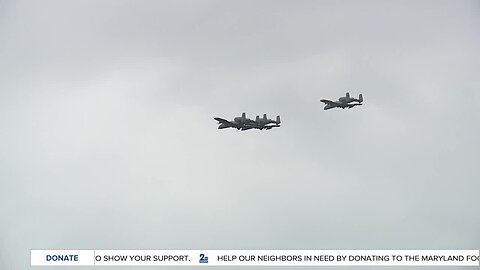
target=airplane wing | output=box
[320,99,335,105]
[242,122,260,129]
[214,117,232,124]
[347,103,362,108]
[264,125,280,130]
[241,126,256,131]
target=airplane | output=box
[214,113,256,130]
[320,92,364,110]
[242,114,281,130]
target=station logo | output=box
[199,254,209,264]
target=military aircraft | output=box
[320,92,364,110]
[214,113,255,130]
[242,114,281,130]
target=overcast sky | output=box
[1,0,479,269]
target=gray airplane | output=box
[320,92,363,110]
[214,113,255,130]
[242,114,281,130]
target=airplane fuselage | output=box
[215,113,280,131]
[322,101,362,110]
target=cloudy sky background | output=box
[1,0,479,269]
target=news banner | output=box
[31,250,480,266]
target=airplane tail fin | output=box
[276,115,281,124]
[359,94,363,102]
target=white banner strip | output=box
[31,250,94,266]
[31,250,480,266]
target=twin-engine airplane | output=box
[214,113,281,131]
[320,92,363,110]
